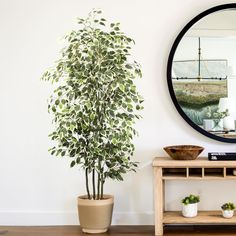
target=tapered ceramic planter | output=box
[77,194,114,234]
[182,203,198,218]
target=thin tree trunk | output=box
[101,175,104,199]
[97,172,100,200]
[97,157,102,200]
[92,168,96,200]
[85,168,91,199]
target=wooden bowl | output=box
[163,145,204,160]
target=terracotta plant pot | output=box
[77,194,114,234]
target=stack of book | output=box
[208,152,236,161]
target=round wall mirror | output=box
[167,4,236,143]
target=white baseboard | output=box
[0,211,78,225]
[113,212,154,225]
[0,211,154,225]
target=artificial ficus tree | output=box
[42,10,143,200]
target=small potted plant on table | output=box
[221,202,235,218]
[182,194,200,218]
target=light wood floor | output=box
[1,225,236,236]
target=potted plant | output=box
[181,194,200,218]
[203,107,228,131]
[221,202,235,218]
[41,10,143,233]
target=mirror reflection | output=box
[172,9,236,139]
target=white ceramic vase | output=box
[182,203,198,218]
[203,119,214,131]
[222,210,234,218]
[223,116,234,130]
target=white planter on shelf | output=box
[222,210,234,218]
[182,203,198,218]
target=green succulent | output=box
[221,202,236,211]
[182,194,200,205]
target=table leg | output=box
[154,167,163,236]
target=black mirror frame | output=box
[167,3,236,143]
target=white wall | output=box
[0,0,236,226]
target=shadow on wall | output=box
[111,148,158,225]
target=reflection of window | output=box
[173,37,228,80]
[172,59,228,80]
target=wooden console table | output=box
[153,157,236,236]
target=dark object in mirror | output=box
[167,4,236,143]
[164,145,204,160]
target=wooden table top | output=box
[153,157,236,167]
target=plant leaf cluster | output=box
[182,194,200,205]
[205,107,229,120]
[41,10,143,199]
[221,202,236,211]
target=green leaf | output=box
[125,64,132,69]
[61,151,66,156]
[70,161,76,167]
[90,113,95,120]
[51,150,56,155]
[127,38,132,42]
[119,84,125,92]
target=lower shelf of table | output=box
[164,211,236,224]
